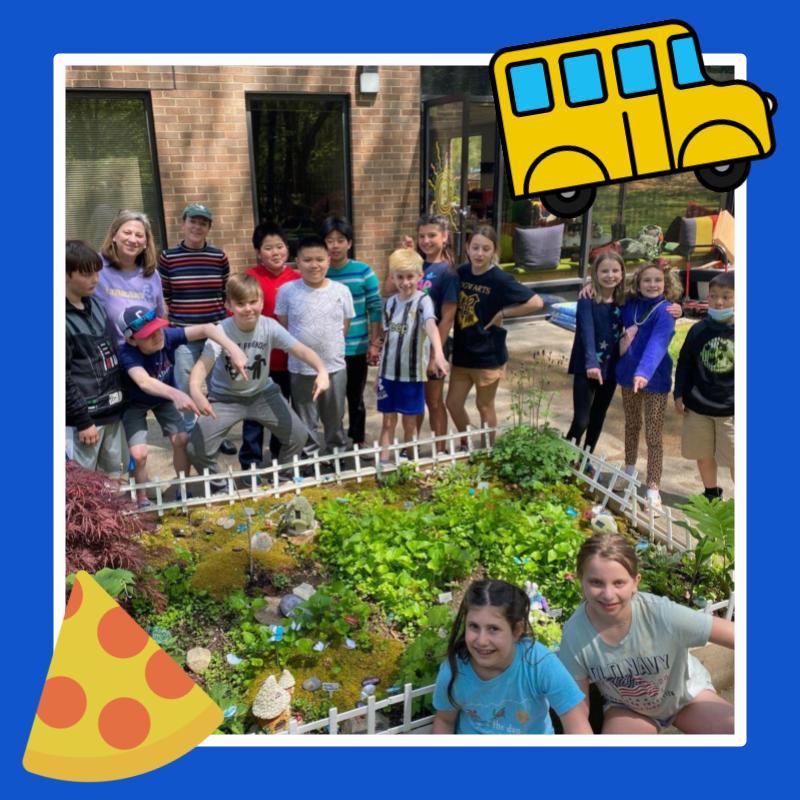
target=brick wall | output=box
[66,65,422,279]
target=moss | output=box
[245,633,405,723]
[191,546,249,599]
[252,538,298,573]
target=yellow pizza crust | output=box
[23,571,223,782]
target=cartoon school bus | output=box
[490,20,776,217]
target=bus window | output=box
[508,60,553,115]
[671,35,706,86]
[615,42,658,96]
[560,51,606,106]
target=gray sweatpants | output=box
[188,383,308,475]
[290,369,348,454]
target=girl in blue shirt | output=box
[432,579,591,734]
[566,252,625,455]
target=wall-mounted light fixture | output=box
[359,66,380,94]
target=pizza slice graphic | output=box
[24,571,222,782]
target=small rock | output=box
[254,597,283,626]
[292,582,316,601]
[312,641,326,652]
[361,683,376,697]
[279,593,304,618]
[403,501,414,510]
[477,481,490,491]
[344,638,357,650]
[217,517,236,530]
[186,647,212,674]
[203,528,214,535]
[361,676,380,687]
[174,528,188,538]
[250,532,273,552]
[225,653,243,666]
[302,677,322,692]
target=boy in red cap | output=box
[117,305,247,507]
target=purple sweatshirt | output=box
[615,295,675,393]
[95,255,166,346]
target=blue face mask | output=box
[708,306,734,322]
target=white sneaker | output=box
[645,489,663,513]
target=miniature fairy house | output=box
[279,496,316,537]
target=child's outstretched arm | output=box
[633,308,675,393]
[126,366,201,416]
[185,323,248,379]
[432,709,458,734]
[424,317,450,376]
[188,354,217,418]
[485,294,544,329]
[288,341,330,400]
[709,616,734,649]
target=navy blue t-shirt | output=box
[453,263,535,368]
[118,327,187,407]
[419,260,458,321]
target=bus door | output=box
[610,41,673,176]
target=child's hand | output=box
[78,424,100,446]
[311,370,330,400]
[632,375,649,393]
[674,398,687,415]
[433,353,450,376]
[172,390,201,416]
[578,282,594,300]
[228,346,249,380]
[367,341,381,366]
[192,392,216,419]
[619,325,637,354]
[401,235,415,249]
[586,367,603,384]
[667,302,683,320]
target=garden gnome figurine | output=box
[524,581,549,613]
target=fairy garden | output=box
[66,425,734,735]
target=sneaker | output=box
[398,448,410,461]
[644,489,663,513]
[137,499,152,510]
[219,439,237,455]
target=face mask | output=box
[708,306,734,322]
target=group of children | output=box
[567,253,735,509]
[67,208,549,494]
[433,533,735,735]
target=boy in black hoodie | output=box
[66,240,126,475]
[674,272,735,500]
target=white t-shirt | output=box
[558,592,713,721]
[203,316,297,402]
[275,279,355,375]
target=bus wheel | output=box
[540,188,595,218]
[694,160,750,192]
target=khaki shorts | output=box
[450,364,506,389]
[681,410,734,467]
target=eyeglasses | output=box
[126,309,157,334]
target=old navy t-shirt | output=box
[558,592,713,721]
[203,316,297,402]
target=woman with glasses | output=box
[95,210,166,345]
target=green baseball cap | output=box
[182,202,213,221]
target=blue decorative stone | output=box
[361,676,380,687]
[223,705,238,719]
[236,523,247,532]
[302,677,322,692]
[336,497,349,504]
[468,488,476,496]
[279,593,303,618]
[566,507,577,517]
[345,637,357,649]
[635,539,650,552]
[226,653,243,666]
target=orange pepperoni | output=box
[145,650,194,699]
[37,676,87,728]
[98,698,151,749]
[97,607,148,658]
[64,579,82,619]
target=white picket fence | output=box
[118,425,734,735]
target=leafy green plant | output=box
[206,682,248,734]
[67,567,136,599]
[488,425,574,489]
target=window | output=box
[671,36,706,86]
[508,61,552,114]
[248,95,350,254]
[615,43,658,96]
[66,92,165,251]
[561,51,606,105]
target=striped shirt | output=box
[158,242,230,326]
[379,291,435,382]
[326,259,382,356]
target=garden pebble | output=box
[186,647,212,674]
[292,582,316,601]
[302,677,322,692]
[254,597,283,626]
[279,593,303,618]
[217,517,236,529]
[226,653,243,665]
[250,532,273,552]
[344,637,357,649]
[361,677,380,687]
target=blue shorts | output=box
[376,377,425,415]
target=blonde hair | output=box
[627,259,682,302]
[389,248,423,275]
[100,210,158,276]
[226,273,263,304]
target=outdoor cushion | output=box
[514,224,564,270]
[676,214,718,258]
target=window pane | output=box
[509,62,551,113]
[249,95,349,253]
[616,44,657,95]
[671,36,705,86]
[66,94,164,251]
[562,52,604,104]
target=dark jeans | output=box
[565,372,617,453]
[239,369,292,468]
[345,353,369,445]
